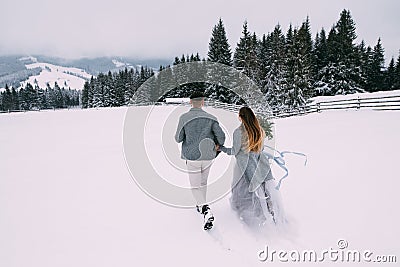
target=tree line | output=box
[203,10,400,108]
[0,82,80,112]
[82,9,400,110]
[81,66,154,108]
[4,9,398,112]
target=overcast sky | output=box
[1,0,399,64]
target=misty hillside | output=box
[0,55,170,89]
[33,55,170,74]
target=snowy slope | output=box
[20,60,92,90]
[112,59,134,68]
[18,56,38,63]
[1,55,170,91]
[0,107,399,266]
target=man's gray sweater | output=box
[175,107,226,161]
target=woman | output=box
[219,107,285,228]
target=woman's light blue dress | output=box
[221,124,285,227]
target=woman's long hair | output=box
[239,107,265,153]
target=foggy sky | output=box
[1,0,399,64]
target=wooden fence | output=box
[270,94,400,118]
[212,94,400,118]
[161,94,400,119]
[2,94,400,118]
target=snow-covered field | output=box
[0,106,399,266]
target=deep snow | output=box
[0,106,399,266]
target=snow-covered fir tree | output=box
[312,28,328,78]
[83,66,154,107]
[384,57,396,90]
[394,53,400,89]
[205,19,243,103]
[233,21,258,80]
[1,84,12,111]
[315,10,364,95]
[0,81,79,112]
[207,18,232,66]
[160,54,205,100]
[262,25,288,109]
[365,38,385,92]
[284,18,313,107]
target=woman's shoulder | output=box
[233,125,246,145]
[233,125,243,135]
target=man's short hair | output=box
[190,91,205,100]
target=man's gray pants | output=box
[186,160,213,206]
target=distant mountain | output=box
[32,55,170,74]
[0,55,42,89]
[20,59,93,90]
[0,55,170,90]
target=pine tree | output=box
[207,18,232,66]
[164,54,205,100]
[103,71,113,107]
[257,33,270,89]
[115,68,127,106]
[2,84,12,111]
[316,10,364,95]
[206,19,238,103]
[54,82,63,108]
[35,85,45,110]
[263,25,288,109]
[173,56,180,65]
[248,32,260,81]
[284,18,313,107]
[394,52,400,89]
[0,91,3,111]
[355,40,369,89]
[384,57,396,90]
[82,81,90,108]
[157,65,174,101]
[366,38,385,92]
[335,9,357,63]
[92,73,104,107]
[44,83,53,109]
[337,10,364,92]
[124,68,139,104]
[84,77,93,107]
[19,83,36,110]
[233,21,256,77]
[18,87,25,110]
[11,87,19,110]
[326,26,339,64]
[313,28,328,76]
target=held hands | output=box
[215,144,225,152]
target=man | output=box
[175,91,226,230]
